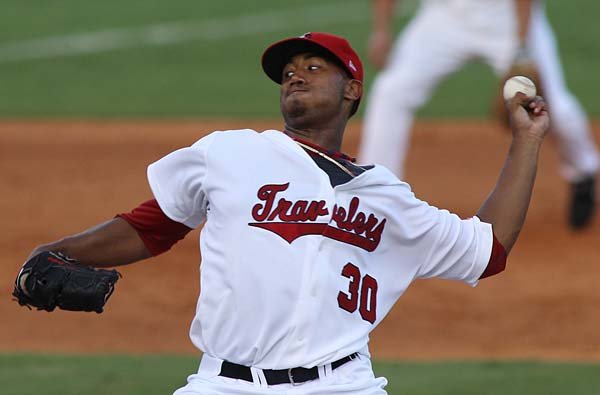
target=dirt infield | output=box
[1,119,599,361]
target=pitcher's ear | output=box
[345,79,362,101]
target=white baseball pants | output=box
[360,1,599,181]
[172,353,388,395]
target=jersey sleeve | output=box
[146,133,218,229]
[415,209,493,287]
[479,234,507,279]
[117,199,193,256]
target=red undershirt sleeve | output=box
[479,234,507,279]
[117,199,193,257]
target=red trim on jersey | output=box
[479,234,507,279]
[284,131,357,162]
[249,222,380,252]
[117,199,192,256]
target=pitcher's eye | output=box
[285,70,294,78]
[308,65,319,71]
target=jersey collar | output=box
[283,131,356,163]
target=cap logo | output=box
[300,32,312,39]
[348,60,357,72]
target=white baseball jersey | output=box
[147,129,492,370]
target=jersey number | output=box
[337,262,378,324]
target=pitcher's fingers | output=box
[528,96,548,115]
[508,92,530,112]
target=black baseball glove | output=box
[13,251,121,313]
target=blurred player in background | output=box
[359,0,598,229]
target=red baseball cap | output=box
[261,32,364,114]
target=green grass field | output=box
[2,354,599,395]
[1,0,599,117]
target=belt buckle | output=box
[287,368,300,386]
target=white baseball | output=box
[503,76,537,100]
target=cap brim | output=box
[261,38,337,84]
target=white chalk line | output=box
[0,1,367,64]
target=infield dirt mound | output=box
[1,119,599,361]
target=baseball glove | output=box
[13,251,121,313]
[492,51,543,129]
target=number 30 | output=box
[337,262,378,323]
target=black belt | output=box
[219,353,358,385]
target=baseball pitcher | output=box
[14,32,549,394]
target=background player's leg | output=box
[529,5,600,181]
[359,5,472,179]
[529,4,598,228]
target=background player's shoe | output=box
[569,175,596,229]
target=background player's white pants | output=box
[360,1,599,181]
[173,353,388,395]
